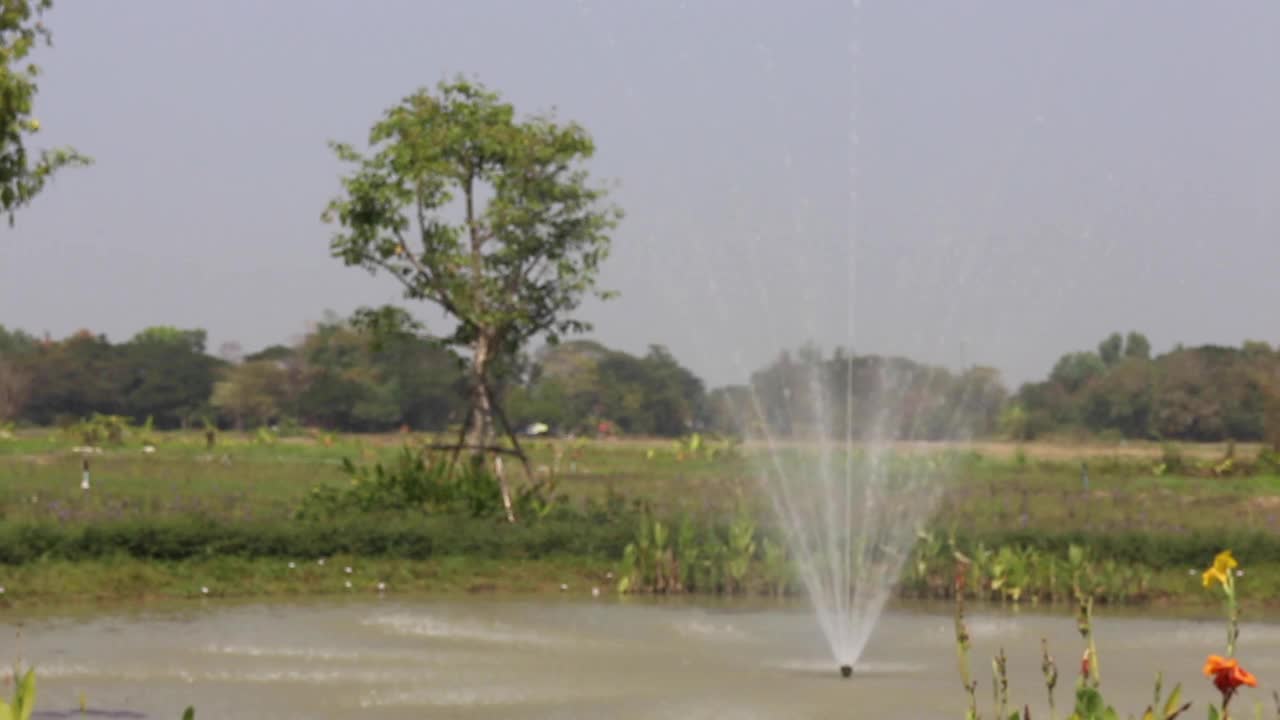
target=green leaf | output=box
[182,707,195,720]
[1076,687,1104,716]
[14,669,34,720]
[1162,683,1182,719]
[1207,705,1219,720]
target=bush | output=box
[296,448,504,520]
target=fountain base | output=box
[840,665,853,679]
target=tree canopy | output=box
[324,77,621,454]
[0,0,88,222]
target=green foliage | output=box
[297,447,506,520]
[1016,333,1280,442]
[1070,686,1120,720]
[325,77,622,446]
[1099,333,1124,368]
[0,515,634,564]
[616,503,790,596]
[0,0,90,223]
[1051,351,1107,394]
[325,77,621,351]
[504,340,712,437]
[67,413,133,446]
[0,666,35,720]
[898,531,1260,605]
[1125,331,1152,361]
[293,316,464,432]
[210,360,290,429]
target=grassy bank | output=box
[1,550,1277,612]
[0,555,618,611]
[0,516,1275,607]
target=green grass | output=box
[8,432,1276,533]
[3,430,1280,606]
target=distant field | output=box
[0,429,1275,535]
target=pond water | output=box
[3,596,1277,719]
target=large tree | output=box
[324,78,621,463]
[0,0,89,222]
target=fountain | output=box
[746,359,950,677]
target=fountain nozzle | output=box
[840,664,853,679]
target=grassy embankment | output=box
[1,430,1279,608]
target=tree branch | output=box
[368,255,469,325]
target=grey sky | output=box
[3,1,1278,389]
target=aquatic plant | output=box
[955,551,1268,719]
[0,666,34,720]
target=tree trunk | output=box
[465,331,495,454]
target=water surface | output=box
[3,597,1275,719]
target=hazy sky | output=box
[4,1,1279,388]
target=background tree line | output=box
[0,318,712,437]
[3,320,1280,444]
[1005,331,1280,445]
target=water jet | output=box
[749,361,948,671]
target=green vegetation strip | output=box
[0,517,633,564]
[0,555,611,608]
[0,518,1265,569]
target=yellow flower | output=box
[1203,567,1227,588]
[1215,550,1238,573]
[27,118,39,131]
[1202,550,1238,588]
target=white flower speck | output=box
[605,572,614,580]
[376,581,386,592]
[1189,569,1197,576]
[0,586,6,595]
[317,559,326,566]
[288,562,296,569]
[559,583,568,591]
[344,566,353,574]
[591,587,600,597]
[1237,570,1245,577]
[344,580,352,589]
[201,586,209,595]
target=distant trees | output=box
[1098,333,1123,367]
[6,317,1280,446]
[118,328,221,427]
[721,346,1007,441]
[505,341,707,437]
[290,317,465,431]
[0,357,30,421]
[0,318,466,432]
[0,325,34,421]
[1013,333,1280,442]
[1124,331,1151,360]
[21,331,128,424]
[210,360,291,430]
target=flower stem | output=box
[955,564,979,719]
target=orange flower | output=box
[1204,655,1258,695]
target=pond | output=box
[3,597,1276,719]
